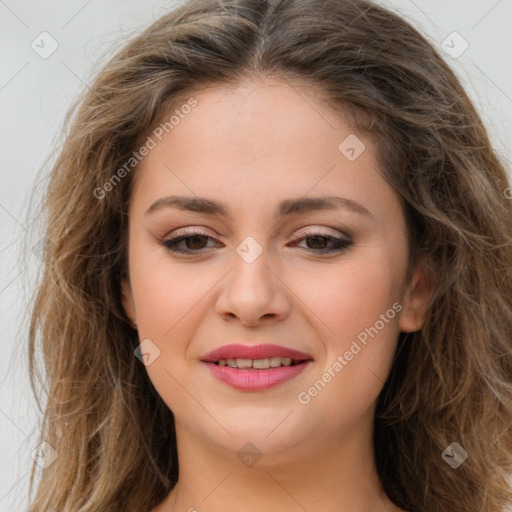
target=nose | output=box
[215,245,292,327]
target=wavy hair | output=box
[25,0,512,511]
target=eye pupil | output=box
[307,236,327,249]
[187,235,208,249]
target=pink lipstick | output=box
[201,343,313,391]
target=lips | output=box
[201,343,313,363]
[201,343,314,391]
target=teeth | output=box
[216,357,298,369]
[253,358,271,369]
[270,356,282,367]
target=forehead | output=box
[130,79,402,228]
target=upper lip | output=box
[201,343,313,363]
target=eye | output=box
[162,229,218,254]
[288,229,353,254]
[161,228,353,255]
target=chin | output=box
[207,415,311,459]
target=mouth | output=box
[201,344,314,391]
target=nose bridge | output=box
[231,235,274,302]
[216,235,290,324]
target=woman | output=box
[26,0,512,511]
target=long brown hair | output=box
[25,0,512,511]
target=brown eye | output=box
[290,232,353,254]
[182,234,209,250]
[305,236,329,250]
[163,230,219,254]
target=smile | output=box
[201,343,314,390]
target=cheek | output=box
[298,320,399,433]
[130,233,217,340]
[128,242,215,381]
[295,250,401,345]
[131,257,213,419]
[293,253,403,418]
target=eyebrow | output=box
[144,195,373,219]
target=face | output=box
[121,78,430,461]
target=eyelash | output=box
[162,229,353,255]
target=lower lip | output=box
[202,360,313,391]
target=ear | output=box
[121,275,137,327]
[398,262,433,333]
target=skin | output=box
[121,78,432,512]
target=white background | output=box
[1,1,511,510]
